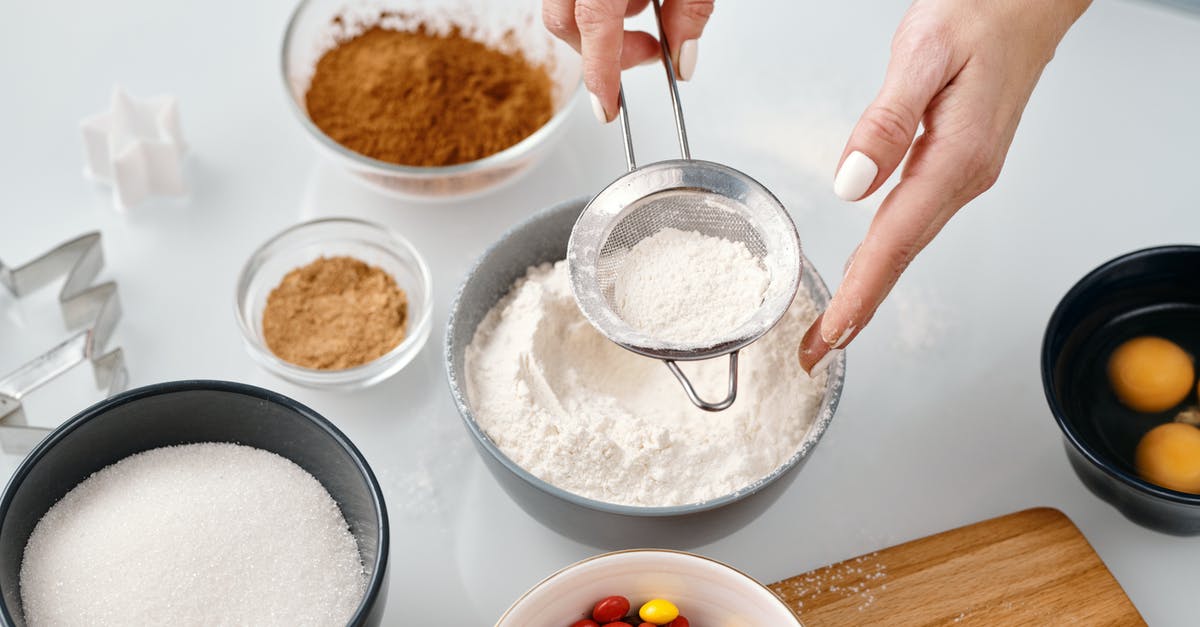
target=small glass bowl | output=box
[236,218,433,390]
[280,0,582,200]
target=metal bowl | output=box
[1043,245,1200,535]
[0,381,390,626]
[444,197,846,548]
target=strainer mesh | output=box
[595,189,768,307]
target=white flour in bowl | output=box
[464,260,826,507]
[612,228,770,344]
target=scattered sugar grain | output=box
[20,443,366,627]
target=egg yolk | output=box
[1135,422,1200,494]
[1107,336,1195,413]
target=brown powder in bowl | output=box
[304,25,555,167]
[263,256,408,370]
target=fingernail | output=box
[589,92,609,123]
[843,246,860,278]
[821,325,856,349]
[811,348,843,375]
[677,40,698,81]
[833,151,878,201]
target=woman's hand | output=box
[542,0,714,122]
[799,0,1091,374]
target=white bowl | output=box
[497,550,802,627]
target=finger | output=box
[832,27,962,202]
[803,131,996,375]
[576,0,629,122]
[660,0,713,80]
[620,30,660,68]
[543,0,582,50]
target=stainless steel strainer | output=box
[567,0,801,412]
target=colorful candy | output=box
[592,596,631,623]
[570,594,690,627]
[638,599,679,624]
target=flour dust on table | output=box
[464,260,826,507]
[19,443,366,627]
[612,228,771,345]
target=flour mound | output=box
[464,260,826,507]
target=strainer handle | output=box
[664,351,738,412]
[616,0,692,172]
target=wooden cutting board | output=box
[769,508,1144,626]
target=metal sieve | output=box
[567,0,801,412]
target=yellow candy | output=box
[639,598,679,625]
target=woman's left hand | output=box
[800,0,1092,374]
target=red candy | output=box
[569,621,600,627]
[592,596,631,623]
[668,617,690,627]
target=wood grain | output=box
[769,508,1144,626]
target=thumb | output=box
[833,33,961,202]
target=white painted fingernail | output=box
[811,348,843,375]
[821,325,856,349]
[677,39,698,81]
[833,151,878,201]
[843,246,860,278]
[589,92,609,123]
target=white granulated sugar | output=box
[20,443,366,627]
[613,228,770,344]
[465,260,826,507]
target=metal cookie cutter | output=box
[1,232,127,453]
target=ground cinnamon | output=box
[304,25,554,167]
[263,256,407,370]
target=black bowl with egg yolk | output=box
[1043,245,1200,535]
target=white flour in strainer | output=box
[612,228,770,344]
[464,260,826,507]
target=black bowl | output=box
[0,380,389,626]
[1043,245,1200,535]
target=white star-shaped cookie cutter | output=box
[81,86,187,211]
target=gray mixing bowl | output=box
[445,197,846,548]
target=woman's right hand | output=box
[542,0,714,122]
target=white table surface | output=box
[3,0,1199,624]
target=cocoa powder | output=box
[304,25,554,167]
[263,256,408,370]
